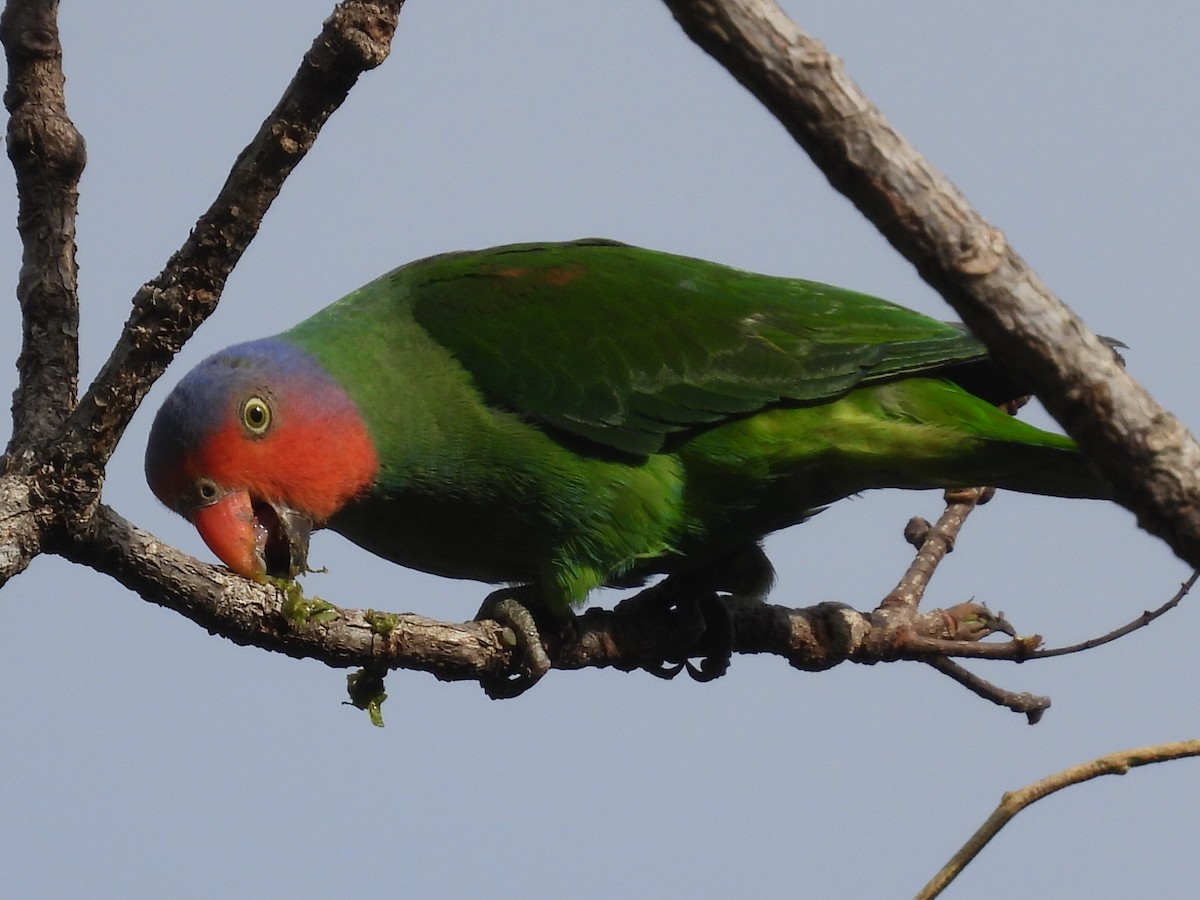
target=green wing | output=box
[398,239,991,455]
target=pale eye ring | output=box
[241,395,272,436]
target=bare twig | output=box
[881,487,986,612]
[1032,570,1199,659]
[916,740,1200,899]
[923,657,1050,725]
[874,487,1059,712]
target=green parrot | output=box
[145,239,1109,690]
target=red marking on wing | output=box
[492,266,532,278]
[542,263,585,286]
[486,262,585,286]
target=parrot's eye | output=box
[241,396,272,436]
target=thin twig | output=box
[881,487,986,612]
[916,739,1200,899]
[922,657,1049,724]
[1032,570,1199,659]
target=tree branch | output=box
[916,739,1200,899]
[660,0,1200,568]
[922,657,1049,725]
[0,470,43,584]
[53,499,1057,705]
[880,487,987,613]
[1032,570,1198,659]
[0,0,84,455]
[63,504,509,682]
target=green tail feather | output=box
[683,377,1109,513]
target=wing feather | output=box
[403,240,990,454]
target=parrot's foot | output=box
[617,582,734,683]
[476,588,565,699]
[675,591,733,683]
[616,543,771,683]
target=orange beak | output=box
[189,491,314,582]
[191,491,266,581]
[187,489,309,580]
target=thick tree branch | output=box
[917,739,1200,899]
[1,0,83,455]
[661,0,1200,567]
[55,500,1049,701]
[0,470,43,584]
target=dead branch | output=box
[916,739,1200,898]
[1032,570,1199,659]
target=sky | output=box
[2,2,1198,898]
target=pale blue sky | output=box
[3,3,1198,897]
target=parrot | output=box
[145,239,1111,689]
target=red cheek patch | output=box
[196,408,378,524]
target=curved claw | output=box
[686,592,733,681]
[643,660,687,680]
[685,654,729,683]
[476,589,554,699]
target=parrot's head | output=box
[145,338,379,581]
